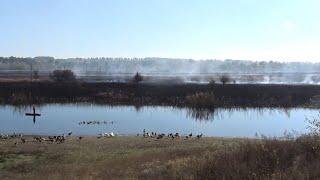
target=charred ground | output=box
[0,82,319,108]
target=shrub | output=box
[307,113,320,136]
[186,92,215,107]
[50,69,76,82]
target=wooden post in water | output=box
[25,106,41,124]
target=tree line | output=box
[0,56,319,74]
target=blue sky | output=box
[0,0,320,62]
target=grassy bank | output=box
[0,82,320,107]
[1,136,320,179]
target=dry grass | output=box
[192,135,320,180]
[0,136,239,179]
[1,136,320,179]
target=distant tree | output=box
[133,72,143,83]
[209,79,216,85]
[50,69,76,82]
[219,75,230,85]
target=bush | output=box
[186,92,215,107]
[307,113,320,136]
[50,70,76,82]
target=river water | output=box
[0,104,318,138]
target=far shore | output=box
[1,81,319,108]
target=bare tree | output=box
[33,71,39,80]
[133,72,143,83]
[219,75,230,85]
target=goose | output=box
[1,134,9,139]
[109,132,115,137]
[60,136,66,143]
[11,133,17,138]
[146,132,151,137]
[36,137,45,142]
[54,136,65,143]
[48,136,54,142]
[33,136,40,142]
[174,133,180,138]
[196,134,203,139]
[157,134,164,139]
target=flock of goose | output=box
[0,131,116,144]
[78,121,114,125]
[97,132,116,138]
[0,132,83,145]
[1,130,204,145]
[138,129,203,140]
[0,133,23,139]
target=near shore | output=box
[1,135,320,179]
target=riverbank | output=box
[1,82,320,108]
[1,135,320,179]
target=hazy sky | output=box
[1,0,320,62]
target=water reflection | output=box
[11,105,41,124]
[7,104,307,123]
[186,107,294,121]
[186,108,216,121]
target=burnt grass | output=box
[0,81,320,107]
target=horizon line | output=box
[1,56,318,63]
